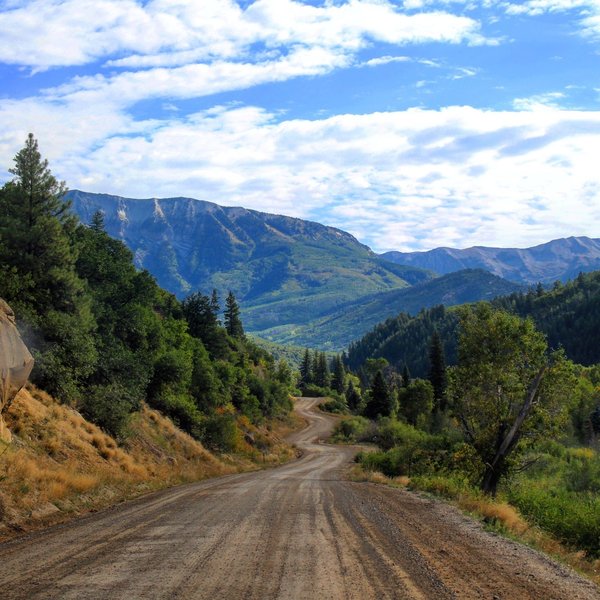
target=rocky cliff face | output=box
[0,299,34,442]
[380,237,600,284]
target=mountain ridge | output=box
[255,268,523,349]
[380,236,600,284]
[67,190,433,346]
[68,190,599,349]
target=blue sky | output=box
[0,0,599,252]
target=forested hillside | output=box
[346,270,600,376]
[268,269,522,349]
[0,135,294,452]
[68,190,432,345]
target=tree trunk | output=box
[479,366,546,496]
[481,463,503,496]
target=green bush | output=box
[357,420,458,477]
[410,474,473,499]
[509,483,600,557]
[320,397,348,414]
[332,416,372,442]
[301,383,332,398]
[201,414,240,452]
[80,383,139,438]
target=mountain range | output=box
[68,190,598,350]
[380,237,600,284]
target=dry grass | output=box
[0,386,300,540]
[350,463,600,587]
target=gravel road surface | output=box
[1,398,598,599]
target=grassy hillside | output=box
[257,269,522,350]
[0,386,296,540]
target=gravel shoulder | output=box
[0,398,598,599]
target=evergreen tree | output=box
[299,348,312,387]
[402,364,411,388]
[210,289,220,322]
[0,133,78,314]
[428,330,447,411]
[90,210,105,232]
[331,355,346,394]
[314,352,330,388]
[224,291,244,339]
[345,380,362,412]
[0,134,97,401]
[364,370,394,419]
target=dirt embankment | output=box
[0,397,598,599]
[0,386,295,540]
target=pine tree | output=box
[345,380,362,412]
[0,134,97,401]
[331,355,346,394]
[0,133,79,314]
[314,352,330,388]
[210,289,220,322]
[299,348,312,387]
[90,210,105,232]
[224,291,244,339]
[402,364,411,388]
[364,370,394,419]
[428,330,447,411]
[182,293,218,340]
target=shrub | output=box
[332,416,372,442]
[80,383,139,438]
[509,483,600,558]
[301,384,332,398]
[320,397,348,414]
[201,414,240,452]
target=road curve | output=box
[1,398,598,599]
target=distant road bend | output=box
[1,399,598,599]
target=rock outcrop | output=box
[0,299,34,442]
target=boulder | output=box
[0,299,34,442]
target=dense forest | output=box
[0,135,294,450]
[346,270,600,376]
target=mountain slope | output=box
[346,270,600,377]
[68,190,433,340]
[258,269,523,349]
[380,237,600,284]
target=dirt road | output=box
[1,398,598,599]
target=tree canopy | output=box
[449,304,576,495]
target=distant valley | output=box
[69,190,597,349]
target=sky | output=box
[0,0,599,253]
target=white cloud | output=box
[361,55,412,67]
[503,0,600,38]
[512,91,567,110]
[0,0,484,70]
[3,99,597,252]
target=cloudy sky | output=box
[1,0,599,252]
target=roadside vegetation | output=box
[0,384,295,539]
[0,135,295,450]
[329,301,600,570]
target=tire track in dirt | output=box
[0,398,598,599]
